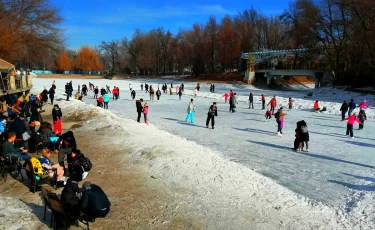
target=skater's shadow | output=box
[328,180,375,191]
[340,140,375,148]
[316,124,344,129]
[304,116,338,121]
[247,140,291,150]
[235,128,276,135]
[161,117,200,127]
[310,131,375,141]
[162,117,179,122]
[341,173,375,183]
[301,153,374,169]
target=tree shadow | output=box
[341,173,375,183]
[247,140,291,150]
[304,116,338,121]
[234,127,276,136]
[301,153,374,169]
[328,180,375,191]
[161,117,201,127]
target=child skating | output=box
[143,103,149,124]
[265,109,272,122]
[344,112,362,138]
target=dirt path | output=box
[0,104,202,230]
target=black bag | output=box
[80,157,92,172]
[274,112,280,120]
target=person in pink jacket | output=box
[143,103,149,124]
[359,100,370,110]
[344,112,362,138]
[223,93,229,103]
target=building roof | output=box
[0,58,15,70]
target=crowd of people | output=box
[0,82,111,228]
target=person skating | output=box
[97,96,103,108]
[274,107,287,135]
[131,89,136,100]
[249,92,254,109]
[112,87,117,100]
[156,88,161,100]
[358,110,366,130]
[103,92,109,110]
[348,99,356,116]
[223,93,229,104]
[178,87,182,100]
[145,83,149,93]
[78,84,80,93]
[194,88,197,97]
[49,85,55,104]
[100,87,106,96]
[185,99,195,123]
[229,93,238,113]
[295,120,309,152]
[169,87,173,95]
[143,103,149,124]
[65,83,71,101]
[94,87,99,99]
[344,112,362,138]
[359,100,370,111]
[212,84,215,93]
[261,94,265,110]
[267,96,277,114]
[313,101,320,112]
[141,82,144,91]
[181,83,184,91]
[149,86,155,101]
[265,109,272,122]
[288,97,293,110]
[340,100,349,120]
[136,98,143,123]
[52,104,63,135]
[206,102,218,129]
[52,80,56,90]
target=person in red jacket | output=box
[344,112,362,138]
[97,96,103,108]
[313,101,320,112]
[267,96,277,113]
[261,94,266,109]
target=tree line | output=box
[1,0,374,86]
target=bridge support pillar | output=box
[9,75,15,90]
[21,75,27,88]
[244,71,255,84]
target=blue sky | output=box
[51,0,290,49]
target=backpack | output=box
[80,156,92,172]
[301,126,308,133]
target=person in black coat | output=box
[135,99,143,122]
[54,131,77,166]
[340,100,349,121]
[48,86,55,104]
[206,102,218,129]
[348,99,356,116]
[41,88,49,103]
[295,120,309,152]
[131,90,136,100]
[81,181,111,219]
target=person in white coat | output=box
[185,99,195,123]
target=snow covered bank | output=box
[50,97,361,229]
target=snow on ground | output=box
[25,78,375,229]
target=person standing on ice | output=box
[223,93,229,103]
[288,97,294,110]
[94,86,99,99]
[267,96,277,114]
[344,112,362,138]
[313,101,320,112]
[78,84,80,93]
[136,98,143,123]
[359,100,370,110]
[49,85,55,105]
[265,109,272,122]
[52,104,63,135]
[194,88,198,98]
[181,83,185,91]
[145,83,149,93]
[274,107,287,135]
[212,84,215,93]
[229,93,238,113]
[131,89,136,100]
[141,82,144,91]
[149,86,155,101]
[185,99,195,123]
[261,94,265,109]
[97,96,103,108]
[295,120,309,152]
[249,92,254,109]
[178,87,183,100]
[348,99,356,116]
[358,110,366,130]
[103,92,109,110]
[206,102,218,129]
[143,103,149,124]
[176,85,180,94]
[156,88,161,100]
[340,100,349,121]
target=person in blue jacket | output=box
[103,93,109,110]
[348,99,356,117]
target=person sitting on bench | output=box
[3,132,30,161]
[39,149,65,182]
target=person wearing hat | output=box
[274,107,287,135]
[344,112,362,138]
[80,181,111,220]
[206,102,218,129]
